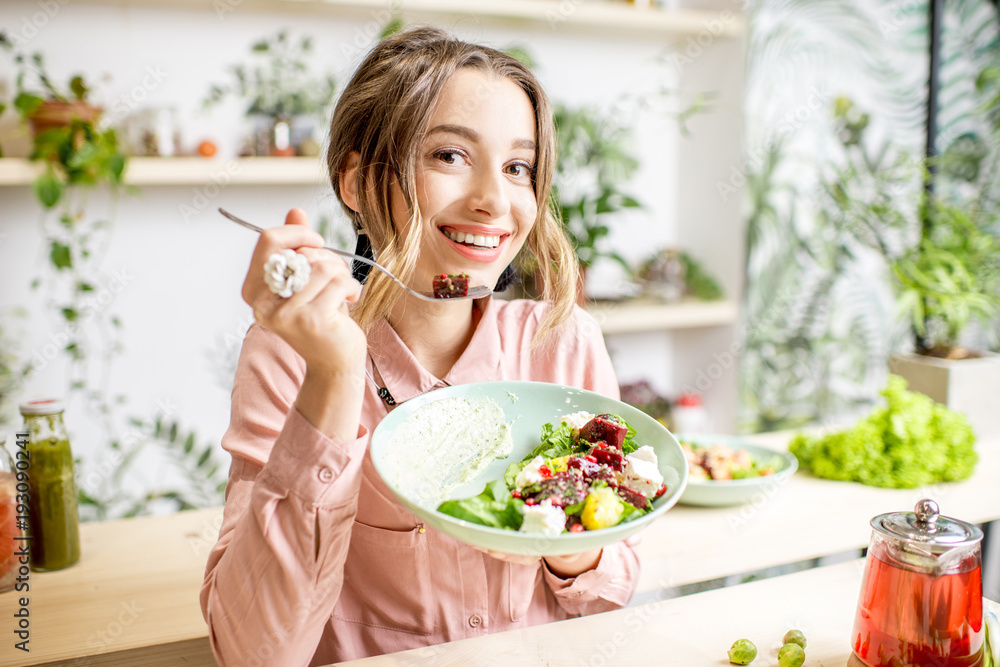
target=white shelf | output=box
[588,298,739,334]
[0,157,328,186]
[76,0,745,38]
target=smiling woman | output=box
[200,26,638,666]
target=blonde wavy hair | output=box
[327,26,579,345]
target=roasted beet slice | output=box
[432,273,469,298]
[617,484,652,511]
[589,444,624,471]
[578,414,627,450]
[568,456,618,486]
[523,471,588,509]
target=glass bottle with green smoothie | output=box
[19,399,80,571]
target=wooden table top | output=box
[1,432,996,665]
[0,506,223,666]
[341,558,999,667]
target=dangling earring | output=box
[352,232,374,284]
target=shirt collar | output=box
[366,295,503,405]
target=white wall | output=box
[0,1,743,497]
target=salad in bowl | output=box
[370,381,688,556]
[438,412,669,536]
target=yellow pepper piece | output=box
[548,456,571,473]
[580,487,624,531]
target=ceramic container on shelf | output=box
[889,352,1000,438]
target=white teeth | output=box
[443,229,501,248]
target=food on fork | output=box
[432,273,470,298]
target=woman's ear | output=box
[339,150,361,213]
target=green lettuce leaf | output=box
[437,480,524,530]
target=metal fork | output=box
[219,208,492,302]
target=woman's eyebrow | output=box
[428,124,536,152]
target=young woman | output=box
[200,26,639,666]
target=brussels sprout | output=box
[778,642,805,667]
[727,638,757,664]
[782,629,807,649]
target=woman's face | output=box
[392,68,538,295]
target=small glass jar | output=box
[19,400,81,571]
[0,432,25,592]
[852,499,984,667]
[125,106,181,157]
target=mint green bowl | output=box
[370,381,689,557]
[675,434,798,507]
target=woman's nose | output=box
[469,166,511,219]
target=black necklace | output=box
[366,354,396,406]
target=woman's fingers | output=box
[284,207,310,227]
[241,211,325,306]
[263,253,358,328]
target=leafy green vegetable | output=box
[503,459,525,488]
[789,375,977,488]
[616,415,640,454]
[619,501,648,522]
[437,479,524,530]
[729,455,785,479]
[526,420,577,460]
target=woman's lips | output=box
[439,227,507,262]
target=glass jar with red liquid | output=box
[0,432,26,593]
[852,499,985,667]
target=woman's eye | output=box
[507,162,533,179]
[434,150,463,165]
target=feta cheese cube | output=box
[518,499,566,536]
[559,411,595,437]
[623,445,664,498]
[515,455,546,490]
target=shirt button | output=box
[318,467,334,483]
[468,614,482,628]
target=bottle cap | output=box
[677,393,703,407]
[19,398,66,416]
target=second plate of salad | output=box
[370,381,689,556]
[676,434,798,507]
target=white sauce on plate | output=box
[384,396,513,507]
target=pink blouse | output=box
[200,297,640,666]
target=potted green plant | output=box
[1,32,126,204]
[888,199,1000,436]
[0,34,103,142]
[203,30,337,157]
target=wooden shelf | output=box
[588,298,739,334]
[0,157,328,186]
[76,0,745,38]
